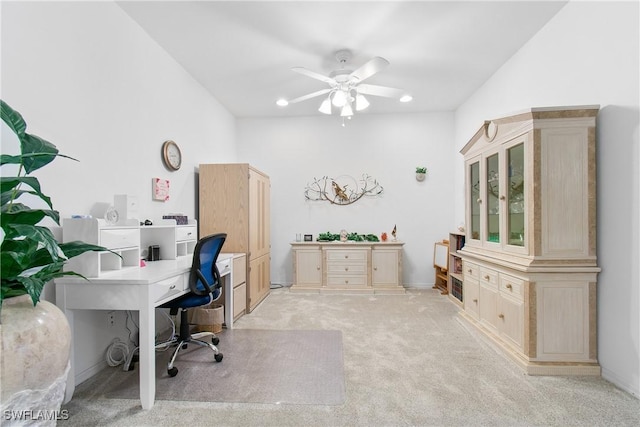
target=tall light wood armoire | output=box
[199,164,271,312]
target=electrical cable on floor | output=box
[105,338,130,367]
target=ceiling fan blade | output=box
[288,88,332,104]
[349,57,389,83]
[292,67,336,85]
[357,84,405,99]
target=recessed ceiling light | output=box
[400,94,413,103]
[276,98,289,107]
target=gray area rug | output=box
[105,329,345,405]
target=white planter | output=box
[1,295,71,426]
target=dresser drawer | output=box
[100,228,139,250]
[232,256,247,286]
[327,263,367,275]
[216,258,232,276]
[479,266,499,289]
[153,274,186,304]
[463,260,480,280]
[233,282,247,318]
[326,250,367,263]
[500,274,524,300]
[176,226,197,242]
[326,275,367,286]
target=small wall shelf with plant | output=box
[415,166,427,181]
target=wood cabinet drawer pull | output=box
[316,266,320,270]
[498,314,504,319]
[345,267,349,271]
[499,195,506,200]
[344,255,349,259]
[506,284,513,290]
[477,198,482,204]
[374,267,378,270]
[467,269,473,274]
[345,280,349,284]
[473,299,478,303]
[484,275,490,280]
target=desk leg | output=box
[55,283,75,404]
[138,288,155,410]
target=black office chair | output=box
[156,233,227,377]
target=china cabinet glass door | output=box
[469,161,480,241]
[507,143,525,246]
[486,153,500,243]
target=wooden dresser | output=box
[290,241,404,293]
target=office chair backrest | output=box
[189,233,227,298]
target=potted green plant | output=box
[415,166,427,181]
[1,99,108,418]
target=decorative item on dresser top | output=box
[0,100,108,420]
[459,105,600,375]
[290,240,404,293]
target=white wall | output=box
[1,1,236,382]
[237,112,456,287]
[453,1,639,397]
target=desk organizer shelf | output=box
[140,219,198,260]
[63,218,141,277]
[62,218,198,277]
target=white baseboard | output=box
[602,366,640,399]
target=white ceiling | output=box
[118,1,567,118]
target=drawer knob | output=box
[316,266,320,270]
[345,280,349,284]
[467,269,473,273]
[484,275,490,280]
[499,195,506,201]
[506,284,513,290]
[477,198,482,204]
[170,285,176,290]
[345,267,349,271]
[498,314,504,319]
[473,299,478,303]
[344,255,349,259]
[374,267,378,271]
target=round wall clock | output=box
[162,140,182,171]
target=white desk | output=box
[55,252,237,410]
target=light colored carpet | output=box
[104,329,345,405]
[63,288,640,426]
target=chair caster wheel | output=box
[168,367,178,377]
[212,337,220,345]
[214,353,223,362]
[181,343,188,349]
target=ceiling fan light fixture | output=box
[341,103,353,117]
[331,89,348,107]
[355,94,370,111]
[276,98,289,107]
[400,94,413,103]
[318,97,332,115]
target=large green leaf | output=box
[0,100,26,140]
[4,224,62,260]
[21,134,58,174]
[1,177,53,212]
[59,241,109,258]
[0,207,59,229]
[1,152,76,168]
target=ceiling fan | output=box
[279,49,412,117]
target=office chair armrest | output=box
[193,265,222,296]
